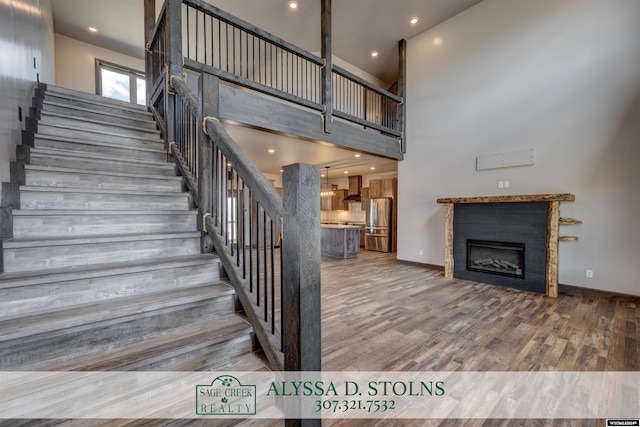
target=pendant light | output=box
[320,166,335,197]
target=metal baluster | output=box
[256,203,261,306]
[236,170,240,267]
[230,166,234,257]
[270,219,275,333]
[242,182,246,279]
[249,190,253,292]
[263,209,268,322]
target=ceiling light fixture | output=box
[433,37,443,46]
[289,1,298,9]
[268,148,276,154]
[320,167,335,197]
[371,51,379,58]
[410,17,419,25]
[354,154,361,158]
[370,166,376,170]
[88,26,98,33]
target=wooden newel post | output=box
[282,163,321,427]
[198,73,219,253]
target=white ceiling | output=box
[51,0,483,179]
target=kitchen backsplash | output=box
[320,202,366,223]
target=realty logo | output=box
[196,375,257,416]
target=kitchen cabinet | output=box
[369,180,382,198]
[369,178,396,198]
[321,225,360,258]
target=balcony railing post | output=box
[321,0,332,134]
[143,0,155,103]
[198,73,219,253]
[398,39,407,154]
[166,0,183,147]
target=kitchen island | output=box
[320,224,361,259]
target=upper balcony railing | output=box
[149,0,404,146]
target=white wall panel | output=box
[0,0,55,206]
[400,0,640,295]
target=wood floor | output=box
[318,250,639,427]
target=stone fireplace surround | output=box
[437,194,576,297]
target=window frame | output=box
[95,59,146,105]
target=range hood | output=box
[342,175,362,203]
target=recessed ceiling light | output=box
[280,169,284,173]
[370,167,376,170]
[88,26,98,33]
[410,17,419,25]
[321,174,325,178]
[354,154,361,158]
[371,51,379,58]
[344,171,349,174]
[289,1,298,9]
[268,148,276,154]
[433,37,443,46]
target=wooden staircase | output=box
[0,84,267,373]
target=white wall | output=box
[55,34,145,94]
[0,0,56,206]
[399,0,640,295]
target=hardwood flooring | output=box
[318,250,639,427]
[321,250,638,372]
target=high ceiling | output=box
[51,0,484,177]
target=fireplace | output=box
[437,193,577,297]
[467,240,525,278]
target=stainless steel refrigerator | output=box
[365,197,392,252]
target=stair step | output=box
[31,133,167,162]
[27,147,175,175]
[22,165,183,192]
[0,285,252,371]
[33,120,164,150]
[39,83,152,120]
[41,98,157,130]
[0,270,229,321]
[12,209,198,238]
[0,283,233,341]
[18,186,190,211]
[37,111,161,140]
[0,254,218,290]
[2,232,201,273]
[4,314,252,371]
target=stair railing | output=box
[156,67,321,373]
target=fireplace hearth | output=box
[467,240,524,278]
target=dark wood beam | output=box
[321,0,332,134]
[218,85,403,160]
[398,39,407,154]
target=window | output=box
[96,59,146,105]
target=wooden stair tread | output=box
[31,133,166,154]
[23,164,181,181]
[37,110,159,135]
[41,83,152,112]
[0,284,236,340]
[11,209,197,216]
[3,231,200,248]
[42,98,156,124]
[28,146,174,167]
[559,236,579,241]
[46,315,252,371]
[18,185,189,198]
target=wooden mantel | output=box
[437,194,577,297]
[436,193,575,204]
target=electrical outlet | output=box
[498,181,504,188]
[419,250,423,256]
[586,270,593,278]
[504,180,510,188]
